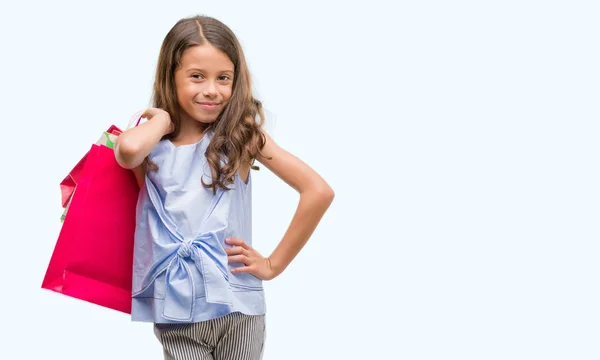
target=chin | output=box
[192,114,220,124]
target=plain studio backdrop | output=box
[0,1,598,359]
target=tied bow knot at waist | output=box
[161,231,233,322]
[142,179,233,322]
[177,240,192,258]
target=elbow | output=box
[115,136,141,169]
[316,184,335,206]
[301,183,334,206]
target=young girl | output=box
[115,15,334,360]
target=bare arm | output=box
[115,108,173,169]
[258,131,335,276]
[226,130,335,279]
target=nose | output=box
[203,81,218,98]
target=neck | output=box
[177,113,211,142]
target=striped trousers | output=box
[154,312,266,360]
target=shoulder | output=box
[256,129,331,194]
[255,130,303,188]
[256,129,278,161]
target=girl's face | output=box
[175,44,235,124]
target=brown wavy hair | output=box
[150,15,269,193]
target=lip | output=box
[196,102,220,110]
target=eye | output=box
[191,74,204,79]
[218,75,232,81]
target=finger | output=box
[231,265,252,274]
[140,109,153,119]
[224,246,245,255]
[142,107,161,118]
[226,238,250,249]
[228,255,250,265]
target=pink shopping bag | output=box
[42,124,139,314]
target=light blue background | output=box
[0,1,598,359]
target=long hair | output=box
[151,15,268,193]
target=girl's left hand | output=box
[225,238,276,280]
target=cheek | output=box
[177,83,196,100]
[176,86,201,111]
[222,86,233,102]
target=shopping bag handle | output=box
[126,111,144,130]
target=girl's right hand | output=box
[116,108,175,169]
[141,108,174,135]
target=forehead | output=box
[180,44,234,71]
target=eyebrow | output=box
[186,68,234,75]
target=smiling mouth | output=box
[196,102,221,110]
